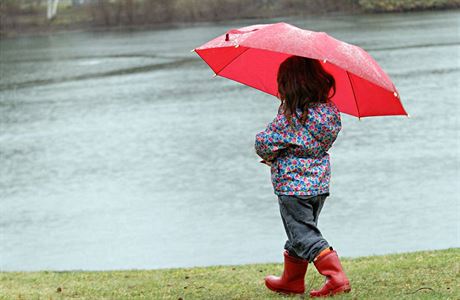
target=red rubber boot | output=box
[265,250,308,294]
[309,249,351,297]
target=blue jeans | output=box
[278,194,330,262]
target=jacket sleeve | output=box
[254,112,290,162]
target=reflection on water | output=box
[0,10,459,271]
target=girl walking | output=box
[255,55,351,297]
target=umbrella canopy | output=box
[192,22,408,118]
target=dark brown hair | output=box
[277,55,336,127]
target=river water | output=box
[1,10,459,271]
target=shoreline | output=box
[1,5,459,39]
[1,248,459,299]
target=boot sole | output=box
[265,279,305,295]
[310,284,351,298]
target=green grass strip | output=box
[1,248,459,299]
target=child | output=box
[255,55,351,297]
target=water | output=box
[0,10,459,271]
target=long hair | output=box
[277,55,336,127]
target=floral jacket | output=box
[255,101,341,196]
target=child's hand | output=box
[260,160,272,166]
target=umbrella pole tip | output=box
[190,49,196,52]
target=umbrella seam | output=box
[215,47,251,76]
[346,70,361,118]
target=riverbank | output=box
[1,0,459,38]
[1,248,458,299]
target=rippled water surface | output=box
[1,10,459,271]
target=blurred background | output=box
[0,0,459,271]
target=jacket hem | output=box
[274,189,330,196]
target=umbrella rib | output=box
[215,47,251,76]
[346,70,361,118]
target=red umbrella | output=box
[192,22,408,118]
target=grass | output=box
[1,248,459,299]
[358,0,460,12]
